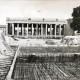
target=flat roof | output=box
[0,25,6,28]
[6,18,67,24]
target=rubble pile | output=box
[61,36,79,45]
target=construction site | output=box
[0,30,80,80]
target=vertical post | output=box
[41,24,43,38]
[17,23,19,37]
[46,24,47,38]
[32,24,33,38]
[27,23,28,38]
[55,24,56,38]
[59,24,61,37]
[12,23,14,36]
[63,24,65,36]
[22,24,24,37]
[4,28,5,35]
[36,24,38,37]
[3,28,4,34]
[6,23,8,35]
[39,26,40,36]
[50,24,52,37]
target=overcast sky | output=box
[0,0,80,24]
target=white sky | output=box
[0,0,80,24]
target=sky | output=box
[0,0,80,24]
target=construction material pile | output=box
[61,36,79,45]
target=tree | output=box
[70,6,80,32]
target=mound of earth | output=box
[45,40,56,45]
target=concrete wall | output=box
[64,19,74,36]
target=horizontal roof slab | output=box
[6,18,67,24]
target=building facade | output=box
[6,18,70,39]
[0,25,6,35]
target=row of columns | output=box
[7,23,65,38]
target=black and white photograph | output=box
[0,0,80,80]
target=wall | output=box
[64,19,74,36]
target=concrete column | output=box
[63,24,65,36]
[39,28,40,36]
[32,24,33,38]
[6,23,8,35]
[12,23,14,36]
[50,24,52,37]
[17,23,19,37]
[41,24,43,38]
[3,28,5,34]
[36,24,38,37]
[4,28,5,35]
[3,28,4,34]
[5,28,6,35]
[27,23,28,38]
[46,24,47,38]
[22,24,24,37]
[55,24,57,38]
[59,24,61,37]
